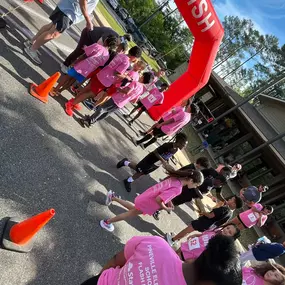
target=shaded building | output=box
[170,64,285,246]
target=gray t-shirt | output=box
[243,186,262,203]
[58,0,99,24]
[89,27,118,44]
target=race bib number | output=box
[188,237,201,250]
[147,94,157,103]
[248,213,257,223]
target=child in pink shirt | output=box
[65,46,142,116]
[50,36,118,97]
[78,72,153,128]
[242,264,285,285]
[81,235,242,285]
[135,102,199,149]
[99,169,204,232]
[123,83,169,125]
[91,60,146,108]
[178,223,240,261]
[227,203,273,231]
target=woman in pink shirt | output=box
[81,235,242,285]
[227,203,273,231]
[50,36,118,97]
[177,223,240,262]
[242,263,285,285]
[100,169,204,232]
[78,72,153,128]
[123,83,169,125]
[65,46,142,116]
[134,102,199,149]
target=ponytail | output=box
[167,169,204,186]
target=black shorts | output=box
[153,127,166,138]
[136,156,159,174]
[191,216,214,232]
[81,274,101,285]
[136,101,147,111]
[49,7,73,33]
[172,188,200,206]
[237,214,248,228]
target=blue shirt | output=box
[58,0,99,24]
[252,243,285,261]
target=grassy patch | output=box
[96,1,160,71]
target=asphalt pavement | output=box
[0,1,199,284]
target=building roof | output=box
[258,94,285,108]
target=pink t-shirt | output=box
[134,178,183,215]
[112,81,144,108]
[239,203,267,228]
[162,106,184,121]
[74,43,109,78]
[181,231,216,260]
[127,70,140,82]
[242,267,264,285]
[140,88,164,110]
[161,111,191,136]
[97,53,130,87]
[98,236,187,285]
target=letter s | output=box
[192,0,208,19]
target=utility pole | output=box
[197,71,285,132]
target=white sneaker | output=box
[24,40,32,49]
[24,47,42,65]
[166,232,175,246]
[60,63,69,74]
[105,190,114,206]
[100,220,114,232]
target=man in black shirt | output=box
[179,156,210,172]
[116,133,188,192]
[166,195,243,246]
[62,26,132,70]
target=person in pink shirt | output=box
[242,264,285,285]
[81,235,242,285]
[227,203,273,231]
[99,169,203,232]
[65,46,142,116]
[177,223,240,262]
[134,102,199,149]
[78,72,153,128]
[92,60,146,108]
[123,83,169,125]
[50,36,118,97]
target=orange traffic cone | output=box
[1,209,55,253]
[29,72,60,103]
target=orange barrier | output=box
[2,209,55,252]
[29,72,60,103]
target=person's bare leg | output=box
[172,225,195,241]
[32,24,61,51]
[31,22,53,43]
[131,172,144,181]
[59,78,76,92]
[107,208,142,224]
[54,75,71,92]
[129,109,144,123]
[128,162,137,170]
[73,90,94,105]
[112,197,135,210]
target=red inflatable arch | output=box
[148,0,224,120]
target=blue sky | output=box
[169,0,285,45]
[213,0,285,45]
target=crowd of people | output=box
[20,1,285,284]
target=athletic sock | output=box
[124,160,130,166]
[127,177,134,183]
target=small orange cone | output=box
[1,209,55,253]
[29,72,60,103]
